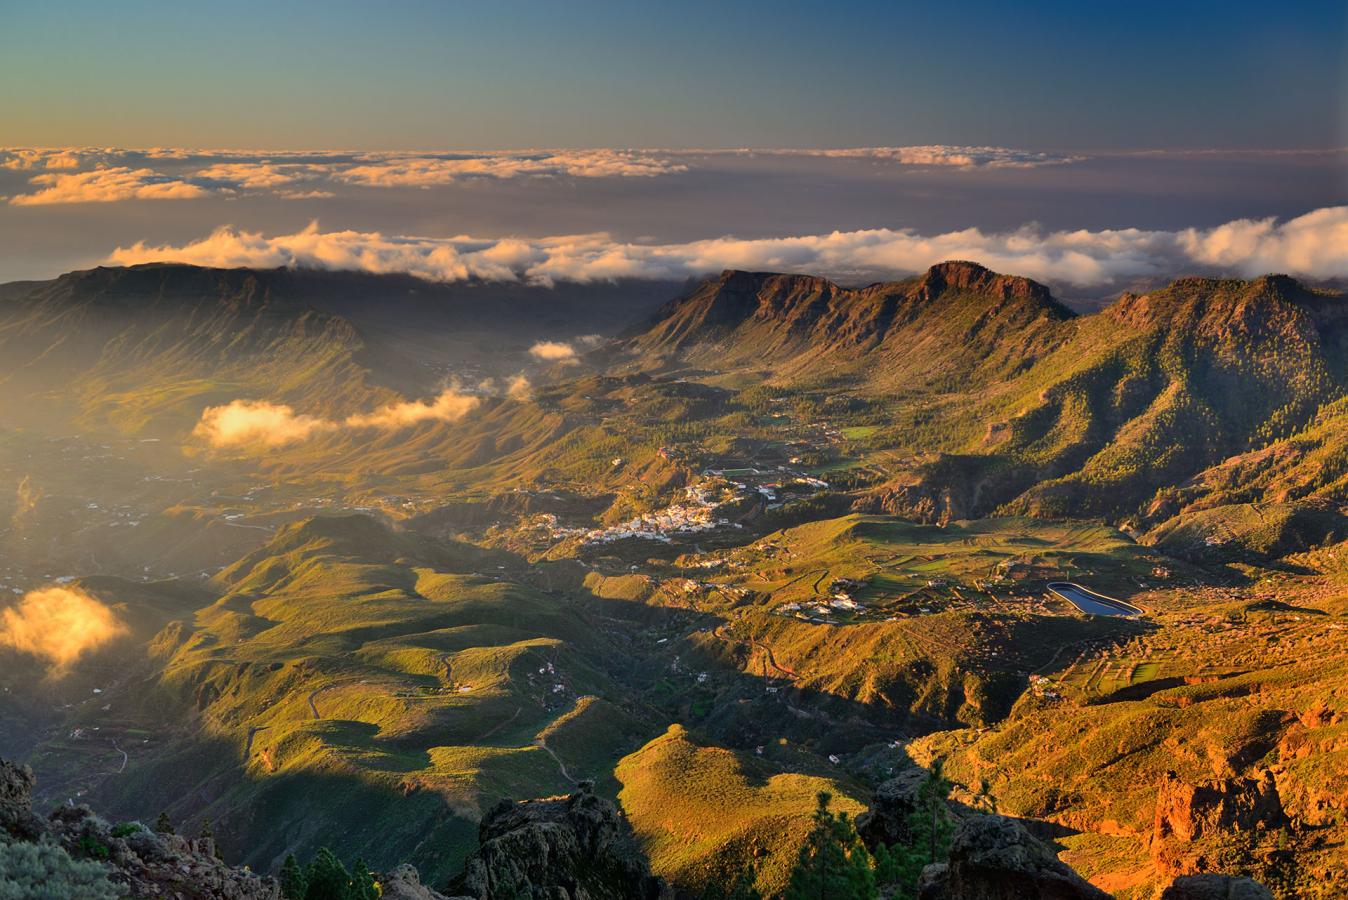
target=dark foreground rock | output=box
[856,767,931,848]
[1159,874,1276,900]
[1,755,279,899]
[455,783,665,900]
[917,814,1112,900]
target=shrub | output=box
[0,837,118,900]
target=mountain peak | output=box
[918,260,1057,306]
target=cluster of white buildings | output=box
[581,482,744,545]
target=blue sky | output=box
[3,0,1344,149]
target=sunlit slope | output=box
[907,581,1348,897]
[84,514,651,882]
[616,724,867,896]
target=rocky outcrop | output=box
[856,767,931,848]
[456,784,664,900]
[917,814,1111,900]
[0,755,279,899]
[0,758,44,841]
[1152,771,1284,849]
[1158,874,1274,900]
[380,863,458,900]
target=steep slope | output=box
[993,275,1346,518]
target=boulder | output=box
[917,814,1111,900]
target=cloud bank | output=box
[195,387,483,448]
[107,207,1348,294]
[10,168,215,205]
[0,587,128,675]
[1,147,690,204]
[762,145,1084,168]
[335,150,686,186]
[1,145,1083,204]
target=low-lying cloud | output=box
[107,206,1348,294]
[0,586,129,675]
[194,400,334,447]
[529,340,578,361]
[195,387,484,448]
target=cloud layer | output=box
[0,586,128,675]
[1,144,1082,204]
[1,147,691,204]
[194,387,483,448]
[107,207,1348,293]
[10,167,214,205]
[762,145,1083,168]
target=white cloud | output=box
[505,374,533,400]
[761,146,1084,168]
[343,389,479,429]
[104,207,1348,293]
[0,147,110,170]
[0,586,128,675]
[193,400,334,447]
[191,161,331,190]
[529,340,578,361]
[195,387,482,448]
[335,149,686,186]
[9,167,215,205]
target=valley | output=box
[1,261,1346,898]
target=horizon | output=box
[3,2,1346,290]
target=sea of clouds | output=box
[105,207,1348,293]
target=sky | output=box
[1,1,1345,294]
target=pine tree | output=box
[349,857,379,900]
[881,761,956,897]
[279,853,308,900]
[303,847,352,900]
[153,811,174,835]
[784,792,877,900]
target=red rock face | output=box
[1151,771,1286,871]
